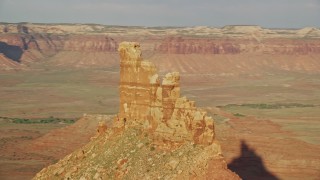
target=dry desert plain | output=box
[0,23,320,179]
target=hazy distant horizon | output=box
[1,21,318,30]
[0,0,319,29]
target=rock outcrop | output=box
[63,35,117,52]
[115,42,215,145]
[156,36,320,55]
[33,42,239,179]
[0,29,118,70]
[156,37,241,54]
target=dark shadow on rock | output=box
[0,42,23,63]
[228,140,279,180]
[21,37,29,50]
[3,26,9,33]
[17,24,29,34]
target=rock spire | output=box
[115,42,215,145]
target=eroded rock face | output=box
[115,42,214,145]
[156,36,320,55]
[63,35,117,52]
[156,37,241,54]
[32,41,240,180]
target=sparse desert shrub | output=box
[10,117,76,124]
[233,113,246,117]
[223,103,315,109]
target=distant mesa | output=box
[222,25,263,32]
[1,23,320,72]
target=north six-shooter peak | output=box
[114,42,215,145]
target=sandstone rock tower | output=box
[115,42,215,145]
[33,42,240,180]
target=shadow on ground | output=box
[228,140,279,180]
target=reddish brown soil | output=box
[224,125,320,179]
[213,109,320,180]
[2,107,319,180]
[0,116,110,180]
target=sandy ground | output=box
[0,68,319,179]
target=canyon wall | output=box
[156,37,320,55]
[1,23,320,73]
[0,32,118,69]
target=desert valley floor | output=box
[0,23,320,179]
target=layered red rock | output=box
[32,41,239,180]
[155,36,320,55]
[1,24,320,73]
[0,34,117,54]
[63,35,117,52]
[115,42,215,145]
[0,33,119,69]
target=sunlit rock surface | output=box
[33,42,240,180]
